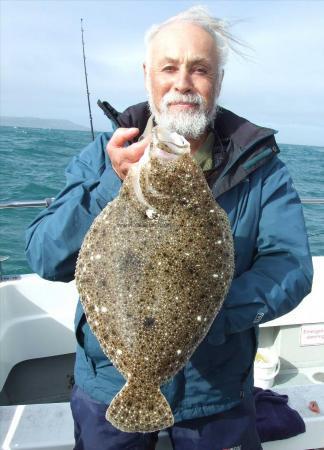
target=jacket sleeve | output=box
[25,132,122,282]
[207,156,314,344]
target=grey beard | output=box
[148,92,217,140]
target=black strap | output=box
[97,100,121,128]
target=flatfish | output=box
[75,126,234,433]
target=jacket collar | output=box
[115,101,280,198]
[116,102,277,153]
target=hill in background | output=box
[0,116,91,132]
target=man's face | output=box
[144,22,221,139]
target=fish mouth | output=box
[155,144,179,159]
[152,126,190,157]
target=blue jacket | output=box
[25,104,313,422]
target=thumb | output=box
[110,127,140,148]
[126,135,151,162]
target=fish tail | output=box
[106,378,174,433]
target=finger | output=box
[109,127,140,148]
[126,136,151,162]
[107,136,147,165]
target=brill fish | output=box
[75,126,234,433]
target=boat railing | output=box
[0,197,324,209]
[0,197,323,279]
[0,198,55,209]
[299,198,324,204]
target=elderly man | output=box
[26,6,313,450]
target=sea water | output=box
[0,125,323,275]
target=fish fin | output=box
[106,378,174,433]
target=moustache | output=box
[161,93,205,108]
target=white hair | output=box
[144,5,242,75]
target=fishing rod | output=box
[80,18,95,141]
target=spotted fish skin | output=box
[75,127,234,433]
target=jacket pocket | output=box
[206,307,226,346]
[75,300,87,348]
[82,321,113,370]
[187,328,256,386]
[75,300,112,370]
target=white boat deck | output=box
[1,403,74,450]
[1,257,323,449]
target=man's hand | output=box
[107,128,150,180]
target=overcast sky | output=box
[1,0,323,146]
